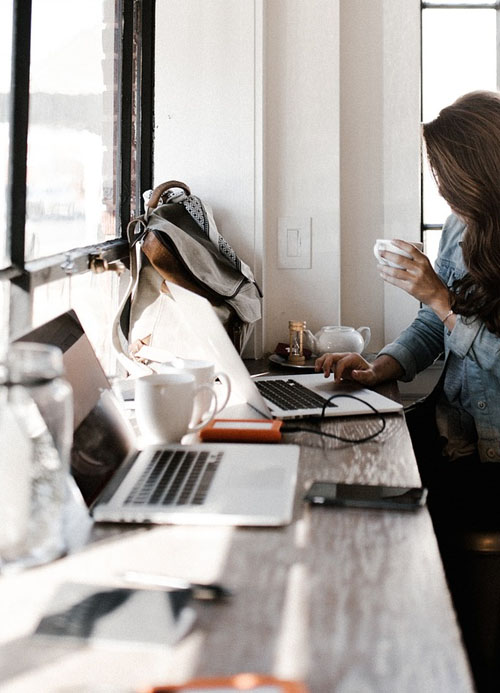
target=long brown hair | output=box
[422,90,500,335]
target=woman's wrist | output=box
[431,291,457,330]
[370,354,405,383]
[440,309,455,325]
[430,287,454,323]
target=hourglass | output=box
[288,321,306,364]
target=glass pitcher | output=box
[0,342,73,571]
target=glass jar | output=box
[1,342,74,571]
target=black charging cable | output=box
[282,393,386,444]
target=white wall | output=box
[339,0,385,349]
[155,0,265,353]
[264,0,340,351]
[340,0,421,350]
[154,0,421,356]
[153,1,258,261]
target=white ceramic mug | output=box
[373,239,424,269]
[171,358,231,422]
[135,372,217,444]
[154,358,231,423]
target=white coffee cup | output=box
[168,358,231,423]
[135,372,217,444]
[373,239,424,269]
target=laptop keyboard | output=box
[255,379,337,411]
[125,449,222,507]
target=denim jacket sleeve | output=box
[377,214,500,381]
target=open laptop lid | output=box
[18,311,111,429]
[17,311,136,504]
[136,282,272,419]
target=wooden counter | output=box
[0,368,474,693]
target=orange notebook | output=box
[144,672,309,692]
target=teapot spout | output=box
[302,329,317,353]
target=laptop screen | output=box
[17,311,135,505]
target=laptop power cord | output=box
[281,393,387,444]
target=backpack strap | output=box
[144,181,191,219]
[110,216,152,375]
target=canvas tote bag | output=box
[111,181,262,374]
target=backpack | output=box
[112,180,262,374]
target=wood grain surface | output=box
[0,377,475,693]
[188,407,473,692]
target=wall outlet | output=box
[277,217,311,269]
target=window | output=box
[0,0,154,368]
[0,3,13,271]
[26,0,117,261]
[421,1,499,265]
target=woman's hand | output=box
[314,352,378,385]
[315,352,405,386]
[377,240,450,313]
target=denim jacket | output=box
[379,214,500,462]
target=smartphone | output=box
[303,481,427,511]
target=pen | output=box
[119,571,233,601]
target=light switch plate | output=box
[277,217,311,269]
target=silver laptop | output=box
[251,372,403,419]
[18,311,299,527]
[136,282,403,421]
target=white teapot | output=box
[304,325,371,355]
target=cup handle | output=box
[187,384,218,433]
[373,242,384,263]
[213,372,231,414]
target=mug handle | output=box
[187,384,218,433]
[213,372,231,414]
[373,241,396,265]
[373,241,385,263]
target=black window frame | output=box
[1,0,155,333]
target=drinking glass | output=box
[0,342,74,571]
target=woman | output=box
[316,90,500,471]
[316,90,500,690]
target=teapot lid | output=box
[320,325,354,331]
